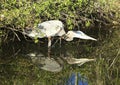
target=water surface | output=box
[0,27,120,85]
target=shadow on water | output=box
[0,26,120,85]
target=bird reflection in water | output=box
[27,52,95,72]
[27,52,63,72]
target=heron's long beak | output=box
[71,31,97,41]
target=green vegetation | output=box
[88,27,120,85]
[0,0,119,41]
[0,0,119,29]
[0,0,119,42]
[0,0,120,85]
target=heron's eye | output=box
[38,25,44,29]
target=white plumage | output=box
[24,20,97,48]
[38,20,65,37]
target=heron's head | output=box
[64,31,97,41]
[63,31,74,41]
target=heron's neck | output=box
[62,34,68,39]
[62,34,73,41]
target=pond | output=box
[0,26,120,85]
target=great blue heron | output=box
[24,20,97,48]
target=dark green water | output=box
[0,27,120,85]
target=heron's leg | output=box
[59,37,62,48]
[48,37,52,48]
[48,37,51,57]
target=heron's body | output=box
[27,20,65,38]
[38,20,66,37]
[24,20,97,48]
